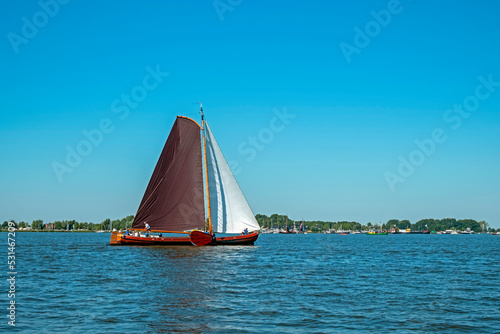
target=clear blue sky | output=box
[1,0,499,227]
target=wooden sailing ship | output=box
[110,105,260,246]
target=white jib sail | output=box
[205,122,260,233]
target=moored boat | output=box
[279,231,297,234]
[279,217,297,234]
[366,231,388,235]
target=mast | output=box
[199,102,213,234]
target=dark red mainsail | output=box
[132,116,204,231]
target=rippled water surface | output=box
[3,233,500,333]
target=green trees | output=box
[103,215,134,231]
[256,213,294,230]
[31,219,44,230]
[1,216,137,231]
[255,214,491,233]
[391,218,486,232]
[383,219,411,230]
[101,218,111,230]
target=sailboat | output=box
[279,216,297,234]
[110,104,260,246]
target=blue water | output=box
[3,233,500,333]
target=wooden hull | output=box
[111,233,192,245]
[213,232,259,245]
[110,231,259,246]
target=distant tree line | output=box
[1,215,135,232]
[255,214,497,233]
[2,215,497,233]
[383,218,492,233]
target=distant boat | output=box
[279,216,297,234]
[279,227,297,234]
[392,226,430,234]
[299,221,306,234]
[111,105,260,246]
[338,225,350,235]
[366,231,388,235]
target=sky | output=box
[1,0,499,227]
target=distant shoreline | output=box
[0,230,96,233]
[3,215,499,233]
[1,230,499,235]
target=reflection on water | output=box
[4,232,500,333]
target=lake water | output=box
[3,232,500,333]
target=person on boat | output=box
[144,222,151,233]
[125,229,130,236]
[134,231,139,237]
[158,232,162,237]
[242,228,248,235]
